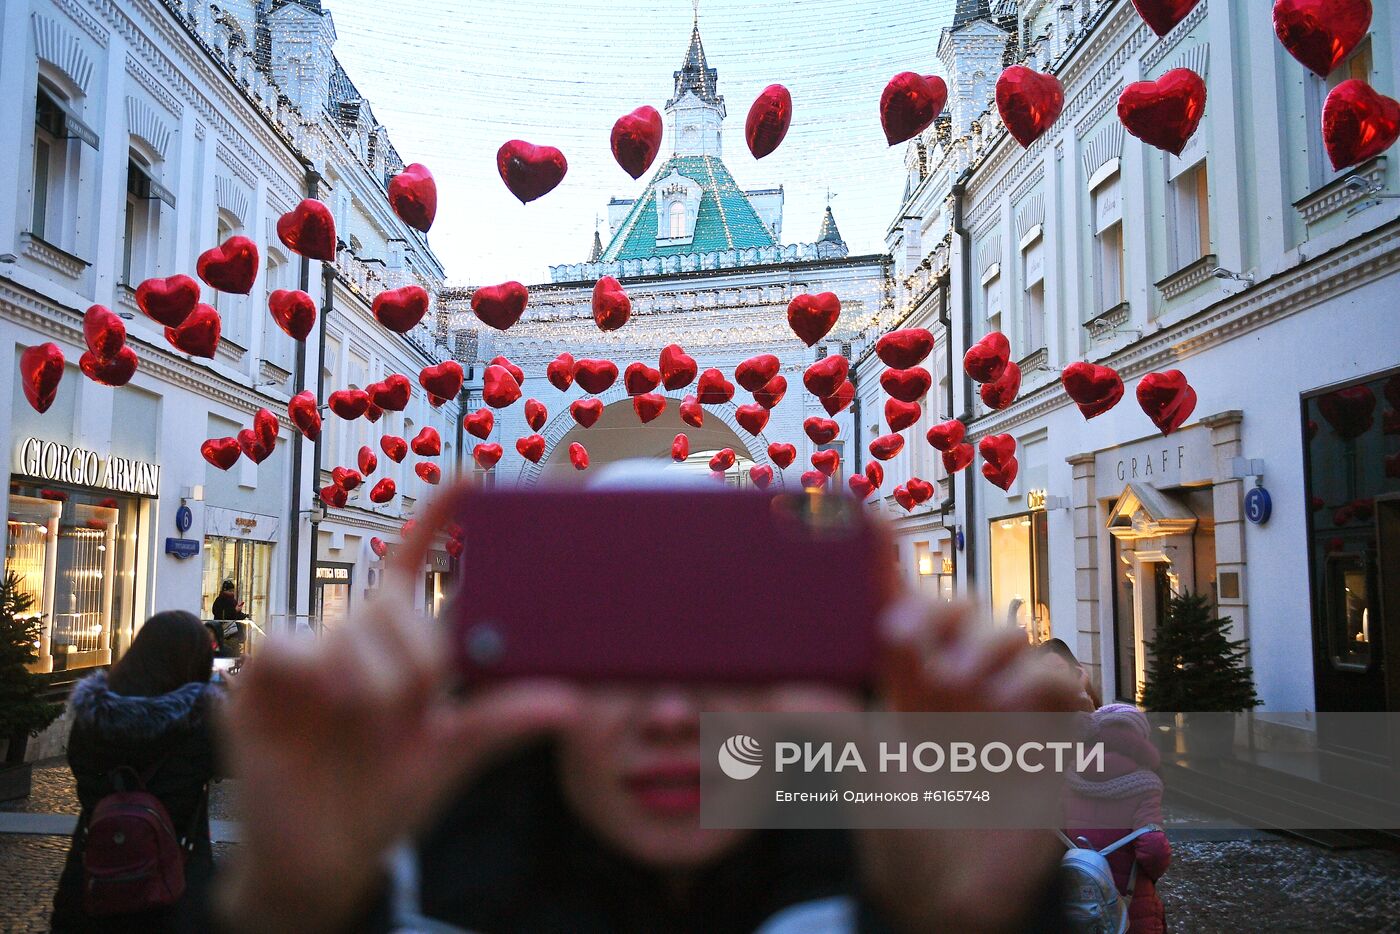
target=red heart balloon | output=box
[735,354,781,393]
[571,398,604,428]
[573,359,618,395]
[201,437,241,470]
[364,403,385,424]
[696,368,735,405]
[388,163,438,232]
[471,281,529,331]
[592,276,632,332]
[411,427,442,457]
[680,395,705,428]
[1317,385,1376,440]
[925,419,966,452]
[420,361,464,400]
[369,373,412,412]
[907,478,935,504]
[370,537,388,558]
[964,331,1011,383]
[804,417,840,445]
[656,344,698,391]
[164,303,221,358]
[820,380,856,417]
[373,285,430,333]
[811,449,840,476]
[328,388,370,420]
[768,443,797,469]
[869,434,905,462]
[237,428,271,464]
[1136,370,1198,435]
[848,474,875,500]
[755,375,788,410]
[524,398,548,432]
[135,274,199,327]
[880,72,948,146]
[801,471,829,492]
[446,537,464,559]
[735,403,770,435]
[483,364,523,409]
[83,305,126,358]
[498,140,568,204]
[380,435,409,463]
[430,392,451,409]
[942,443,975,473]
[996,65,1064,148]
[320,484,348,508]
[332,466,362,492]
[1118,68,1207,156]
[369,478,396,504]
[401,520,418,539]
[749,465,775,490]
[894,485,917,511]
[624,362,661,396]
[357,445,378,477]
[886,399,921,433]
[547,353,577,392]
[633,393,667,424]
[787,292,842,346]
[1274,0,1372,76]
[1061,362,1125,419]
[611,105,664,179]
[709,448,737,472]
[1131,0,1202,36]
[1323,79,1400,170]
[463,409,495,439]
[253,408,279,449]
[80,347,137,387]
[980,361,1022,411]
[288,391,321,441]
[865,461,885,489]
[746,84,792,159]
[982,456,1020,491]
[486,356,523,385]
[276,199,336,262]
[803,355,850,399]
[197,236,259,294]
[979,434,1017,467]
[473,442,503,470]
[569,442,590,471]
[517,434,547,463]
[268,289,317,341]
[671,433,690,462]
[876,328,934,370]
[881,366,932,403]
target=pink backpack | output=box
[81,759,199,917]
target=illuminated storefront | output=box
[988,494,1052,644]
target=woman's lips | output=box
[624,762,702,817]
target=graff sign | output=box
[16,437,160,497]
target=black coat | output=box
[51,673,221,933]
[211,593,247,621]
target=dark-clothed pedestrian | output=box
[51,610,221,933]
[210,580,248,657]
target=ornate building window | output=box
[669,200,686,239]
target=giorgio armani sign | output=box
[15,437,161,497]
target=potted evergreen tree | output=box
[1142,592,1260,758]
[0,572,63,800]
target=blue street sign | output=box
[1245,487,1272,525]
[175,504,193,534]
[165,537,200,559]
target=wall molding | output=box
[32,12,96,92]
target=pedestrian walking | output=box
[1061,704,1171,934]
[210,580,248,658]
[51,610,221,933]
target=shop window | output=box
[1306,37,1374,188]
[1167,161,1210,272]
[201,536,272,643]
[1324,552,1373,671]
[989,510,1051,643]
[5,485,139,672]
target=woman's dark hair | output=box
[1040,638,1103,708]
[107,610,214,697]
[221,579,236,592]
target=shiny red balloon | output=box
[745,85,792,159]
[1061,362,1125,419]
[671,434,690,463]
[288,391,321,441]
[735,403,770,435]
[633,393,667,424]
[880,72,948,146]
[547,353,576,391]
[1130,0,1202,36]
[197,235,259,294]
[276,199,337,262]
[980,361,1022,411]
[787,292,841,346]
[964,331,1011,383]
[80,347,137,387]
[268,289,317,341]
[696,369,735,406]
[876,328,934,370]
[497,140,568,204]
[471,281,529,331]
[83,305,126,359]
[1324,79,1400,170]
[996,66,1064,148]
[768,443,797,470]
[372,285,430,333]
[135,274,199,327]
[389,163,438,232]
[571,398,604,428]
[592,276,632,332]
[420,360,464,400]
[201,437,241,471]
[611,106,664,179]
[482,364,523,409]
[659,344,698,391]
[573,359,618,395]
[525,398,548,432]
[1273,0,1372,77]
[328,388,370,420]
[517,435,547,464]
[569,442,590,471]
[463,409,494,440]
[1137,370,1198,436]
[164,303,221,358]
[1118,68,1207,156]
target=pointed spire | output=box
[588,225,603,263]
[953,0,991,26]
[670,15,720,107]
[818,205,845,245]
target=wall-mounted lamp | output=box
[1228,457,1266,482]
[179,485,205,504]
[1210,266,1255,286]
[1342,174,1400,199]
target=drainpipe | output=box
[936,271,955,515]
[285,168,318,631]
[307,257,335,629]
[850,358,862,476]
[951,173,977,586]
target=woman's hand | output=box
[859,598,1085,934]
[217,485,580,934]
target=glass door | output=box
[202,537,273,633]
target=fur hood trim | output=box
[69,672,213,743]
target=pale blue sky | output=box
[327,0,962,284]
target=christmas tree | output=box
[0,572,62,759]
[1141,592,1261,712]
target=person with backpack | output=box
[1060,704,1171,934]
[51,610,222,932]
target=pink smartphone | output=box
[448,487,885,686]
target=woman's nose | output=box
[638,689,701,741]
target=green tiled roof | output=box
[600,155,777,262]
